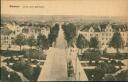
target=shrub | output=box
[9,71,22,82]
[115,69,128,81]
[1,66,22,82]
[1,66,9,81]
[32,65,41,81]
[104,74,116,81]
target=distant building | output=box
[1,21,50,50]
[78,23,128,50]
[1,27,15,47]
[21,25,50,39]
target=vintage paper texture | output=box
[1,0,128,81]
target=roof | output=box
[80,23,128,32]
[92,24,100,32]
[100,23,108,32]
[80,24,100,32]
[1,27,12,35]
[112,24,127,32]
[80,25,91,32]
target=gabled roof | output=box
[80,23,127,32]
[80,25,91,32]
[1,27,12,35]
[111,24,127,32]
[80,24,100,32]
[92,24,100,32]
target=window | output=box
[110,29,112,32]
[102,43,104,45]
[106,33,108,36]
[102,33,104,36]
[90,34,93,36]
[11,37,14,39]
[123,33,124,36]
[4,37,6,40]
[6,41,8,44]
[109,33,111,36]
[22,29,29,33]
[90,29,93,32]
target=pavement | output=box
[38,48,68,81]
[38,23,68,81]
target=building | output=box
[78,23,128,50]
[21,25,50,39]
[1,27,15,48]
[1,21,51,50]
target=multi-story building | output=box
[78,23,128,50]
[1,27,15,47]
[21,25,50,39]
[1,22,50,50]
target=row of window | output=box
[22,29,47,34]
[2,40,11,44]
[84,33,112,37]
[84,33,128,37]
[89,28,112,32]
[1,37,14,40]
[101,38,111,41]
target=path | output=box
[38,23,68,81]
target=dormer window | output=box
[89,27,94,32]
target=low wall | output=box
[70,48,88,81]
[75,57,88,81]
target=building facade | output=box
[78,23,128,50]
[1,22,50,50]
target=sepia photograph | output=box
[1,0,128,81]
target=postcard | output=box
[1,0,128,81]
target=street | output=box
[38,23,68,81]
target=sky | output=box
[1,0,128,18]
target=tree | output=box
[15,33,26,51]
[109,32,124,55]
[87,37,100,64]
[37,34,48,50]
[27,35,36,49]
[62,23,77,47]
[83,50,101,64]
[94,62,116,80]
[104,74,116,81]
[48,23,59,47]
[89,37,99,50]
[9,72,22,82]
[115,69,128,81]
[1,66,22,82]
[94,65,105,80]
[76,34,89,53]
[1,66,9,81]
[32,65,41,81]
